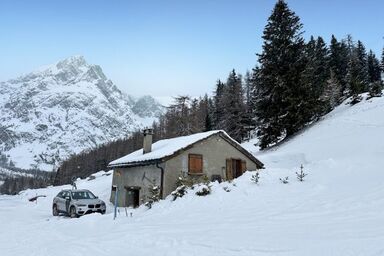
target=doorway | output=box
[226,159,246,180]
[125,187,140,208]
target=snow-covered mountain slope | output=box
[0,94,384,255]
[0,56,163,170]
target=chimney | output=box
[143,128,154,154]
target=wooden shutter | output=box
[189,154,203,174]
[226,159,233,180]
[241,160,247,174]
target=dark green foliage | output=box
[213,79,226,129]
[255,0,309,149]
[302,36,330,118]
[367,50,383,98]
[381,47,384,72]
[368,81,383,98]
[212,70,247,142]
[221,70,246,142]
[329,35,349,99]
[368,50,382,83]
[346,39,369,104]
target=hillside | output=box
[0,94,383,255]
[0,56,163,171]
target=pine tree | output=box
[302,36,330,118]
[221,69,246,142]
[329,35,348,101]
[368,50,382,83]
[322,70,342,111]
[347,40,369,104]
[381,47,384,73]
[242,70,257,138]
[367,50,383,98]
[255,0,308,149]
[212,80,225,129]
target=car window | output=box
[71,191,96,200]
[62,191,69,198]
[57,192,63,198]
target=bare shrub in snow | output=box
[350,95,363,105]
[223,186,231,192]
[145,183,160,209]
[172,172,212,200]
[250,171,260,184]
[280,176,289,184]
[296,164,308,182]
[171,185,188,201]
[195,184,211,196]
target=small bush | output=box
[171,185,188,201]
[145,184,161,209]
[296,164,308,182]
[350,94,362,105]
[250,171,260,184]
[223,186,231,192]
[280,176,289,184]
[368,81,383,98]
[195,185,211,196]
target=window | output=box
[188,154,203,174]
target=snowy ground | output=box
[1,95,384,255]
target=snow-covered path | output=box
[1,95,384,255]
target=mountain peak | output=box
[56,55,88,69]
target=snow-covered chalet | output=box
[108,129,264,207]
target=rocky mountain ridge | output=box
[0,56,163,170]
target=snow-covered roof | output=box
[108,130,263,168]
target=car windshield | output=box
[71,191,96,200]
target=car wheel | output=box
[69,206,78,218]
[52,204,59,216]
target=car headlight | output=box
[76,204,87,207]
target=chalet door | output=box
[226,159,247,180]
[125,188,140,208]
[233,159,242,178]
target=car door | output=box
[55,192,64,211]
[58,191,69,212]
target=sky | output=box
[0,0,383,99]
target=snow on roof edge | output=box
[108,130,263,169]
[108,130,224,167]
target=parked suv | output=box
[52,189,106,218]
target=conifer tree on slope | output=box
[381,47,384,73]
[255,0,308,149]
[212,79,225,129]
[222,69,246,142]
[367,50,382,84]
[347,40,369,104]
[302,36,330,118]
[329,35,349,101]
[243,70,257,131]
[367,50,383,97]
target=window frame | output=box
[188,154,203,175]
